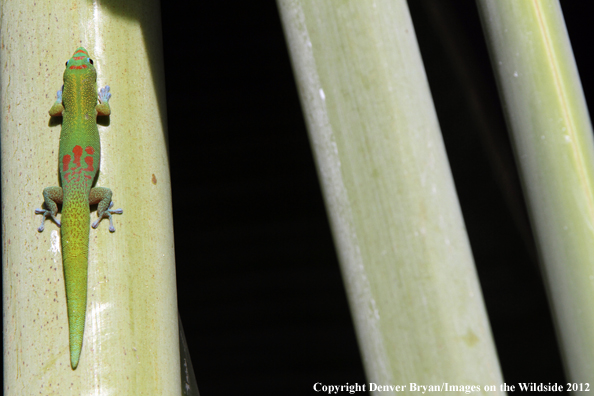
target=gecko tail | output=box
[60,206,90,370]
[71,345,81,370]
[64,253,88,370]
[65,256,87,370]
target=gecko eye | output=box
[88,58,94,65]
[65,60,69,67]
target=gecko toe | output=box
[35,209,60,231]
[93,202,122,231]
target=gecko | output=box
[35,47,122,370]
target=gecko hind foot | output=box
[92,201,123,232]
[35,209,61,232]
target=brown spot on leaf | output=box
[462,329,479,347]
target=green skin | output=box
[36,47,122,370]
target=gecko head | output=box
[63,47,97,81]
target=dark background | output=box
[165,1,594,395]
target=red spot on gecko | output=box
[84,156,94,172]
[71,146,83,169]
[69,65,87,70]
[62,155,71,172]
[85,146,95,155]
[73,56,85,60]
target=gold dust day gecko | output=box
[35,47,122,370]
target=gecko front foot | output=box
[92,201,123,232]
[35,208,61,232]
[98,86,111,103]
